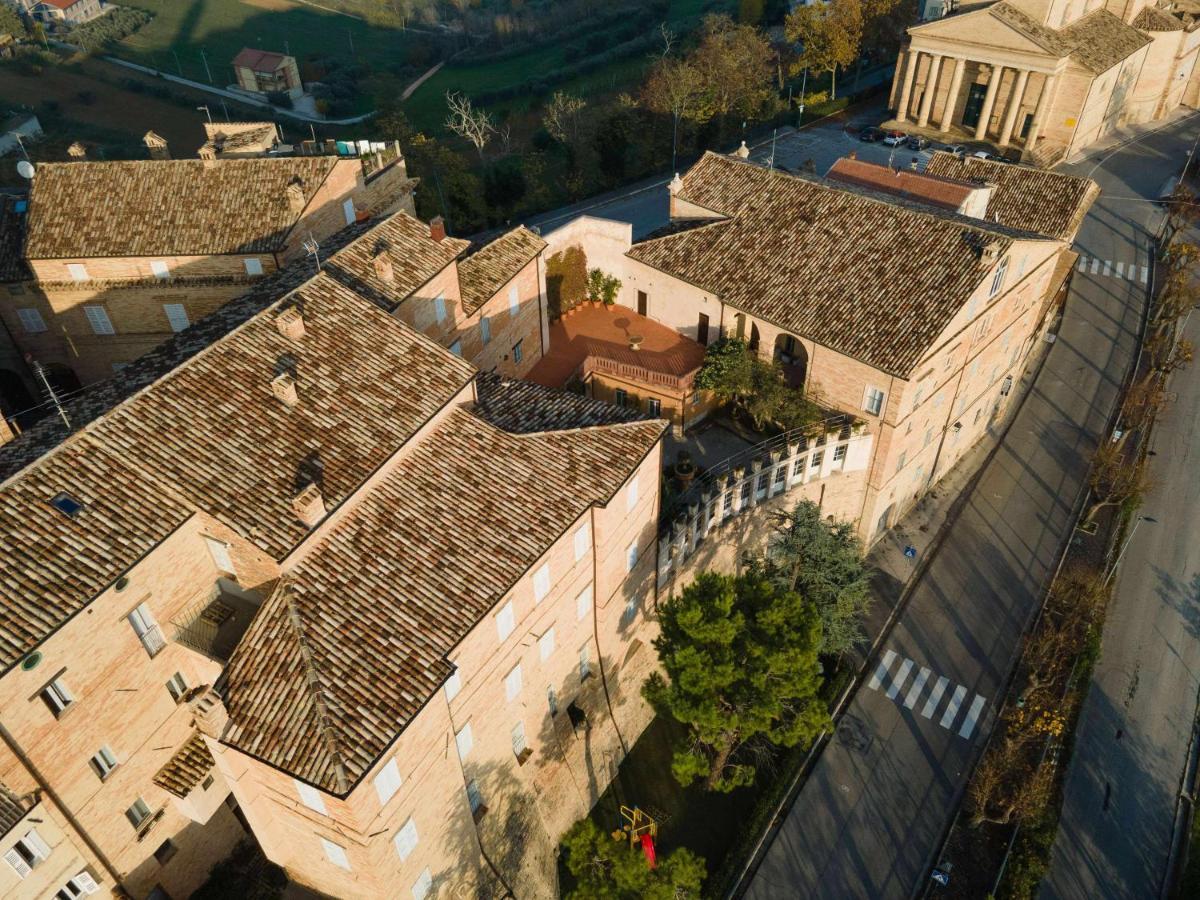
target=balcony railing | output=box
[171,579,263,663]
[580,356,697,394]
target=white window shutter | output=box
[24,828,50,860]
[342,199,356,225]
[539,628,555,662]
[4,848,30,878]
[495,601,514,642]
[150,260,170,279]
[17,308,45,333]
[505,664,522,702]
[205,537,235,574]
[394,818,419,861]
[163,303,189,332]
[84,306,114,335]
[373,758,402,806]
[294,779,327,815]
[532,564,550,603]
[444,669,462,702]
[455,723,473,761]
[576,585,592,621]
[67,263,89,282]
[508,284,519,315]
[626,474,639,512]
[73,872,99,894]
[574,523,589,561]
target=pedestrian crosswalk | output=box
[1075,254,1149,284]
[867,649,989,741]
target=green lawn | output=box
[111,0,418,86]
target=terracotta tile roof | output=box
[1060,9,1153,72]
[222,406,664,792]
[628,153,1051,377]
[201,122,278,156]
[826,158,977,211]
[0,264,474,672]
[1133,6,1184,30]
[324,211,469,311]
[153,732,215,799]
[0,784,33,839]
[924,152,1099,241]
[457,226,547,315]
[474,370,649,432]
[233,48,290,72]
[24,157,339,259]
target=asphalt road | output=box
[1040,255,1200,893]
[740,114,1199,899]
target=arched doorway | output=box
[41,364,82,399]
[0,369,34,421]
[748,322,760,353]
[773,334,808,388]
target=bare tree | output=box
[497,121,514,155]
[542,90,587,147]
[444,91,494,159]
[643,57,709,171]
[1083,442,1151,525]
[658,22,676,58]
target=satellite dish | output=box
[16,160,35,180]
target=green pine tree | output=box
[644,572,829,792]
[562,818,705,900]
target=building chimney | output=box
[143,130,170,160]
[275,306,306,341]
[733,141,750,159]
[292,482,327,527]
[67,141,86,161]
[188,687,230,739]
[286,178,306,214]
[271,372,298,407]
[979,239,1003,268]
[429,216,446,243]
[372,248,394,283]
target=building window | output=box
[67,263,89,282]
[294,779,327,815]
[511,720,527,757]
[89,746,118,781]
[165,672,188,703]
[480,316,491,345]
[647,397,661,416]
[394,818,419,862]
[547,685,559,716]
[55,873,100,898]
[434,294,447,323]
[495,600,515,642]
[773,466,786,488]
[624,594,639,621]
[863,386,885,416]
[412,867,434,900]
[539,627,555,662]
[16,308,46,333]
[83,305,114,336]
[153,839,177,865]
[576,585,592,620]
[466,779,484,815]
[574,523,589,561]
[508,284,520,316]
[579,643,591,680]
[896,451,907,473]
[444,669,462,702]
[244,258,264,276]
[614,388,627,407]
[724,489,734,512]
[125,798,152,831]
[626,540,638,573]
[150,260,170,280]
[40,676,75,717]
[533,563,551,604]
[627,474,639,512]
[504,664,523,702]
[448,339,463,358]
[793,458,804,477]
[374,758,402,806]
[810,450,824,469]
[4,828,51,877]
[321,837,351,871]
[833,444,847,462]
[204,536,235,574]
[924,428,933,448]
[340,199,357,225]
[989,256,1009,298]
[128,602,166,657]
[512,339,524,364]
[163,303,189,332]
[455,723,473,762]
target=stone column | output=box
[917,55,943,128]
[974,64,1006,141]
[940,57,967,132]
[999,68,1030,147]
[1024,73,1058,149]
[896,50,921,123]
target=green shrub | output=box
[546,245,588,318]
[69,7,152,51]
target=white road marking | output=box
[940,685,968,729]
[1090,257,1100,274]
[1102,259,1112,276]
[1141,265,1149,284]
[868,649,897,691]
[922,676,950,719]
[904,667,932,709]
[887,659,914,700]
[1115,261,1125,277]
[958,694,988,739]
[1077,256,1088,272]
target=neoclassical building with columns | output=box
[887,0,1200,164]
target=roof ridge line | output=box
[283,587,352,794]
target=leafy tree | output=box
[758,500,871,657]
[0,5,26,37]
[561,818,705,899]
[694,338,755,402]
[644,572,829,791]
[404,136,488,233]
[785,0,863,99]
[694,338,821,431]
[546,246,588,318]
[861,0,918,57]
[1083,441,1150,525]
[642,56,710,170]
[483,155,527,212]
[586,268,622,305]
[693,14,776,121]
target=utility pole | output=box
[219,99,230,122]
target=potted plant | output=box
[674,450,697,488]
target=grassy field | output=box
[111,0,420,85]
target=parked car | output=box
[906,135,930,150]
[883,130,908,146]
[859,126,886,142]
[939,144,967,158]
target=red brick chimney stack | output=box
[429,216,446,243]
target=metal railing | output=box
[581,355,696,393]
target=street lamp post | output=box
[1105,515,1157,587]
[196,106,212,125]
